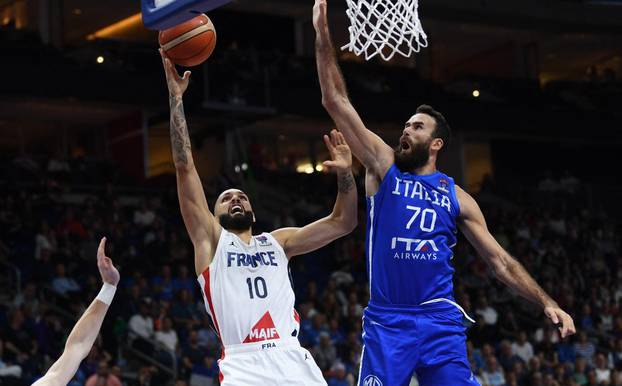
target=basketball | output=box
[158,14,216,67]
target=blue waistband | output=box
[367,299,458,315]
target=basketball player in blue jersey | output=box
[313,1,575,385]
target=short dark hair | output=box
[416,104,451,152]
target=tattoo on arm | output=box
[337,172,355,194]
[169,95,191,166]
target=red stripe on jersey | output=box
[202,268,222,338]
[294,308,300,324]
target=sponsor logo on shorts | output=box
[364,375,383,386]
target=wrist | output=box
[543,301,559,309]
[337,168,352,175]
[96,283,117,306]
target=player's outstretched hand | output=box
[160,49,191,97]
[97,237,120,286]
[313,0,328,32]
[322,129,352,173]
[544,306,576,338]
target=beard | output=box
[219,211,254,231]
[394,139,432,172]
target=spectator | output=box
[482,356,505,386]
[575,331,596,365]
[498,340,523,372]
[512,331,534,363]
[134,202,156,227]
[327,362,349,386]
[0,339,22,379]
[129,300,155,355]
[475,296,498,325]
[314,332,338,371]
[594,353,611,384]
[51,263,81,296]
[85,361,122,386]
[155,317,179,353]
[189,357,219,386]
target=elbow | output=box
[335,215,358,236]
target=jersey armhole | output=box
[265,232,289,264]
[368,163,397,200]
[199,229,227,277]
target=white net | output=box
[342,0,428,61]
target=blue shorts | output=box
[357,301,479,386]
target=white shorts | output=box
[219,338,327,386]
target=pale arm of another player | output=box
[455,186,576,338]
[313,0,393,178]
[32,238,119,386]
[160,49,222,275]
[272,130,357,258]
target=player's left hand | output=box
[322,129,352,173]
[544,305,576,338]
[97,237,120,286]
[160,49,191,97]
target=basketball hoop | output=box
[342,0,428,61]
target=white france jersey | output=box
[197,230,300,347]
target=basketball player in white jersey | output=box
[32,237,119,386]
[161,50,357,385]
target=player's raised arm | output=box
[160,50,221,275]
[32,238,119,386]
[272,130,357,258]
[455,186,576,338]
[313,0,393,178]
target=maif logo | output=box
[364,375,383,386]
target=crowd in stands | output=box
[0,156,620,386]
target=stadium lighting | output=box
[315,165,323,172]
[241,163,248,171]
[472,89,480,98]
[96,56,105,64]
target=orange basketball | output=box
[158,14,216,67]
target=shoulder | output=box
[453,185,480,221]
[270,228,296,247]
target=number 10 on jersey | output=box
[246,277,268,299]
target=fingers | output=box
[545,308,559,325]
[561,314,576,338]
[97,237,107,261]
[323,134,335,154]
[322,160,336,171]
[182,71,191,81]
[332,129,346,146]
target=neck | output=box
[411,160,437,175]
[231,228,253,244]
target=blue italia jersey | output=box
[366,164,460,306]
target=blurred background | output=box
[0,0,621,385]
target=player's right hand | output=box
[97,237,120,286]
[313,0,328,32]
[160,49,191,97]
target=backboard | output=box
[141,0,232,30]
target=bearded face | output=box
[218,211,254,231]
[394,136,433,172]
